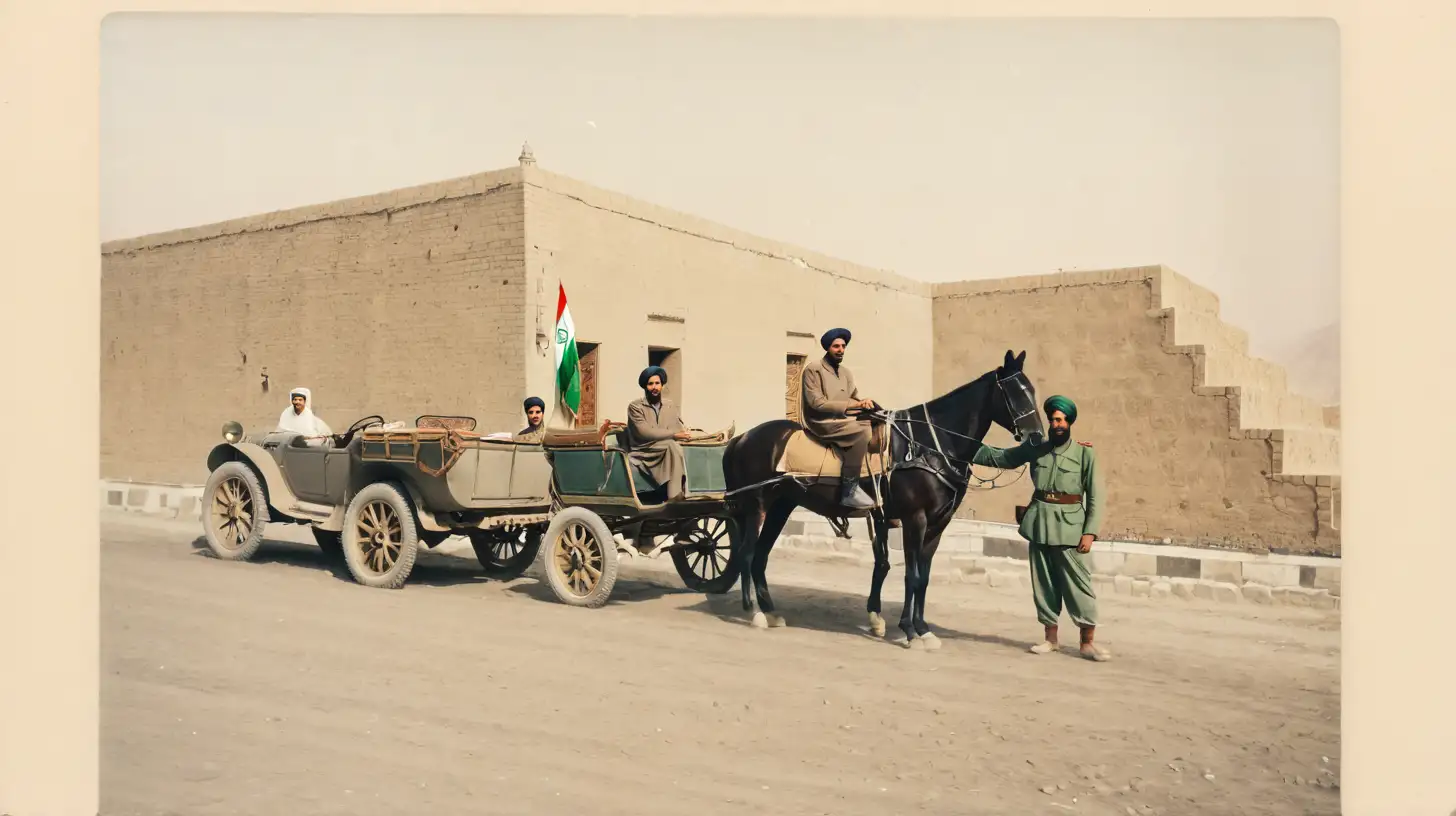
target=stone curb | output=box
[101,480,205,523]
[100,480,1341,610]
[778,512,1340,599]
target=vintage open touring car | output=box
[201,415,552,588]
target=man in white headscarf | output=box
[276,387,333,442]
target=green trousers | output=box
[1028,542,1098,628]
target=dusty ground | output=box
[101,514,1341,816]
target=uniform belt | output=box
[1033,490,1083,505]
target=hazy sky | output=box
[100,14,1339,376]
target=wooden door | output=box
[577,342,599,428]
[785,353,807,423]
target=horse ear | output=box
[1003,349,1014,367]
[1015,350,1026,368]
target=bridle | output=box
[996,370,1042,444]
[878,368,1041,496]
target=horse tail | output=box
[722,435,738,488]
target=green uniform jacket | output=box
[971,438,1104,548]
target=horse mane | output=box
[915,369,998,411]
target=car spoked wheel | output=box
[539,507,618,608]
[468,524,543,581]
[670,516,741,594]
[201,461,269,561]
[341,482,420,590]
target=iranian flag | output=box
[554,283,582,417]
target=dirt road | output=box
[101,514,1340,816]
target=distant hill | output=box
[1272,322,1340,406]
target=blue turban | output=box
[1043,395,1078,424]
[523,396,545,412]
[820,328,852,350]
[639,366,668,389]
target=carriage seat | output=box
[775,423,890,481]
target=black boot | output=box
[838,477,874,510]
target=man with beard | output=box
[626,366,693,501]
[799,327,877,511]
[513,396,547,443]
[971,395,1109,662]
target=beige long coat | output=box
[627,397,687,499]
[800,355,873,447]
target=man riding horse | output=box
[799,327,879,511]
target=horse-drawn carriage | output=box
[199,413,741,604]
[534,420,741,608]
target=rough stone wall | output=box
[519,167,934,435]
[933,267,1340,556]
[100,169,529,484]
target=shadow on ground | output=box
[186,534,1032,653]
[187,535,494,588]
[674,582,1032,653]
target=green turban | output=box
[1043,395,1078,424]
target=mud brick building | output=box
[101,146,1341,555]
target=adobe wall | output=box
[100,169,530,484]
[932,267,1340,556]
[518,167,934,434]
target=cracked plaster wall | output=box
[519,167,934,435]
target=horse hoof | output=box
[906,637,927,651]
[920,633,942,651]
[766,614,788,629]
[751,612,768,629]
[868,613,886,637]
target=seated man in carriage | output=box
[512,396,547,443]
[626,366,693,501]
[800,328,878,511]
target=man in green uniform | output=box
[971,394,1110,662]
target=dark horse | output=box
[720,350,1046,649]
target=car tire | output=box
[340,482,420,590]
[538,507,619,608]
[201,461,270,561]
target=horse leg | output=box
[866,509,892,638]
[912,534,943,650]
[738,500,764,626]
[751,498,795,629]
[897,514,928,649]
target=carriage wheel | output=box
[539,507,619,608]
[670,516,741,595]
[340,482,420,590]
[468,524,544,581]
[201,461,270,561]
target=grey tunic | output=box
[627,397,688,500]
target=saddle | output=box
[774,422,890,481]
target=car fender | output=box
[206,441,304,517]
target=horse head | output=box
[992,349,1045,447]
